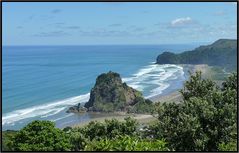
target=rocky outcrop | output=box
[66,71,152,114]
[66,103,87,113]
[84,71,147,112]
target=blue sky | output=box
[2,2,237,46]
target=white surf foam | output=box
[2,93,90,126]
[51,113,74,122]
[145,83,170,99]
[123,63,184,99]
[40,107,67,118]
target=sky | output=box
[2,2,237,46]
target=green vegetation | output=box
[66,117,168,151]
[146,72,237,151]
[156,39,237,71]
[1,130,17,151]
[74,117,139,141]
[218,141,237,151]
[9,121,72,151]
[203,66,229,81]
[84,135,169,151]
[128,99,154,114]
[68,117,141,151]
[2,71,237,151]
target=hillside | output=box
[156,39,237,71]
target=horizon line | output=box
[3,38,237,47]
[3,42,212,47]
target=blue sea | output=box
[2,45,197,130]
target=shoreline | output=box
[70,64,209,128]
[71,113,157,128]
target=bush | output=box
[11,120,72,151]
[84,135,169,151]
[69,117,139,151]
[79,117,138,140]
[2,130,17,151]
[218,141,237,151]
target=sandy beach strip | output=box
[71,113,156,128]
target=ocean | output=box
[2,44,197,130]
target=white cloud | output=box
[171,17,192,26]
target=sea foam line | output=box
[123,63,184,98]
[51,113,74,122]
[2,93,90,126]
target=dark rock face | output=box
[66,103,87,113]
[84,71,146,112]
[156,52,179,64]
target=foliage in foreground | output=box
[84,135,169,151]
[68,117,140,151]
[10,121,72,151]
[68,117,168,151]
[1,130,17,151]
[147,72,237,151]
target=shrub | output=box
[11,120,72,151]
[2,130,17,151]
[84,135,169,151]
[70,117,139,151]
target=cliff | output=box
[156,39,237,71]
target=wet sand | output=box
[71,113,156,128]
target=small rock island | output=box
[67,71,153,113]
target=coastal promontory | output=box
[68,71,153,113]
[156,39,237,71]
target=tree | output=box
[180,71,218,100]
[222,72,237,91]
[69,117,139,151]
[11,120,72,151]
[148,71,237,151]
